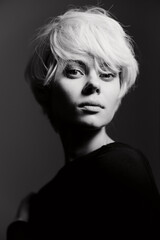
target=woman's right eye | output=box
[64,68,84,79]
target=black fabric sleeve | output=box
[7,221,30,240]
[7,193,36,240]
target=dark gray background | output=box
[0,0,160,239]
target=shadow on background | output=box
[0,0,159,239]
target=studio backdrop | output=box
[0,0,159,239]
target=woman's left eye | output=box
[64,68,84,79]
[99,73,115,81]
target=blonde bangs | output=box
[32,7,138,94]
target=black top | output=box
[7,142,160,239]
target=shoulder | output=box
[95,142,149,170]
[99,142,153,172]
[96,142,158,191]
[102,142,146,159]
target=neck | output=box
[59,125,114,163]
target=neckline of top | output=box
[66,141,128,165]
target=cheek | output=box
[50,80,80,116]
[103,84,121,115]
[52,81,68,102]
[104,82,120,103]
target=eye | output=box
[99,72,116,81]
[64,68,84,79]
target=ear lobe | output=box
[118,82,127,99]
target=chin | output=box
[73,118,110,130]
[80,114,112,126]
[60,114,113,130]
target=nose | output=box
[82,70,101,95]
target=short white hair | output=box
[35,7,138,90]
[26,6,139,128]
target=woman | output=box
[7,6,160,239]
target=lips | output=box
[78,101,104,108]
[78,101,105,112]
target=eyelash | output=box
[64,67,116,81]
[64,68,84,79]
[99,73,116,81]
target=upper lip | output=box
[78,101,105,109]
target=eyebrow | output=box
[99,62,109,71]
[72,59,110,71]
[66,60,87,68]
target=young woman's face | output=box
[50,56,121,130]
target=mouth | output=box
[78,101,104,113]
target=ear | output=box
[118,82,127,99]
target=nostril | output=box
[82,82,101,95]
